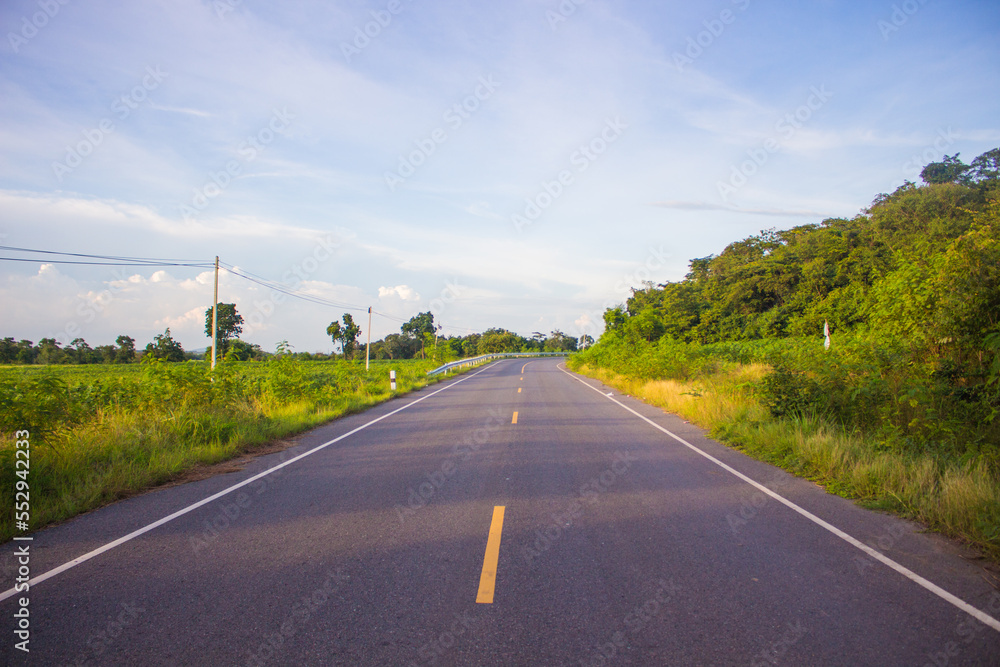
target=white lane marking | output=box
[0,364,499,603]
[559,365,1000,634]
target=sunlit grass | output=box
[570,359,1000,561]
[0,358,473,541]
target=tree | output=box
[545,330,578,352]
[326,320,341,351]
[115,335,136,363]
[144,328,186,362]
[380,333,420,360]
[603,306,627,336]
[920,153,971,185]
[226,339,264,361]
[478,328,524,354]
[204,303,244,355]
[37,338,65,364]
[16,340,38,364]
[340,313,361,358]
[69,337,97,364]
[0,337,17,363]
[402,311,435,358]
[968,148,1000,184]
[326,314,361,358]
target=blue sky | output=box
[1,0,998,353]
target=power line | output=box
[2,245,484,336]
[219,264,480,333]
[0,257,213,267]
[219,264,416,327]
[0,245,212,267]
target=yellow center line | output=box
[517,387,522,393]
[511,411,518,424]
[476,506,506,604]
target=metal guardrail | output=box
[426,351,569,376]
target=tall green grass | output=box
[0,357,467,541]
[570,338,1000,560]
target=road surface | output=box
[2,358,999,665]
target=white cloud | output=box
[378,285,420,301]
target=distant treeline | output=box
[0,332,194,365]
[1,316,585,365]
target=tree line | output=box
[597,147,1000,446]
[1,303,589,365]
[328,310,586,362]
[604,147,999,354]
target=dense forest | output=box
[589,147,1000,455]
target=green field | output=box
[0,357,469,542]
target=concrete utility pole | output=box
[366,307,372,371]
[211,256,219,369]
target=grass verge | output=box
[0,358,480,542]
[569,359,1000,563]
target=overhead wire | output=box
[0,245,213,267]
[2,245,482,336]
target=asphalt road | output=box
[2,358,1000,665]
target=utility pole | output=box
[211,256,219,369]
[366,306,372,371]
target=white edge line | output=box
[0,362,501,603]
[560,365,1000,634]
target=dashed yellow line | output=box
[476,506,506,604]
[517,387,522,394]
[511,411,518,424]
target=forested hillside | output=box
[574,148,1000,556]
[608,148,999,349]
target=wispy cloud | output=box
[650,200,832,218]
